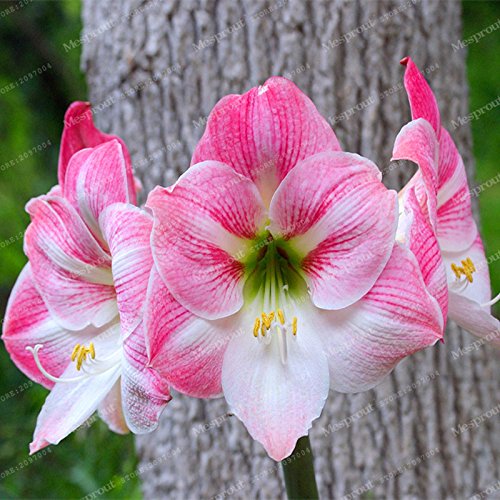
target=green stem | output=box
[281,435,319,500]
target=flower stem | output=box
[281,435,319,499]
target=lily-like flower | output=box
[146,78,444,460]
[2,104,170,453]
[393,58,500,344]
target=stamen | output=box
[276,324,288,365]
[253,310,298,343]
[451,263,461,280]
[262,313,271,329]
[253,318,261,337]
[26,343,121,384]
[77,349,86,370]
[72,343,97,371]
[277,309,285,325]
[451,257,476,283]
[71,344,81,361]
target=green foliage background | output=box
[0,1,498,498]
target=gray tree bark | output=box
[81,1,500,498]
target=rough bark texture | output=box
[81,1,499,498]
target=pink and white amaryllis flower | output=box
[146,78,444,461]
[2,106,170,453]
[393,57,500,344]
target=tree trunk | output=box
[81,1,499,498]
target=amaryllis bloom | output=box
[146,78,444,460]
[393,58,500,344]
[2,104,170,453]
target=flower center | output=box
[241,233,306,364]
[449,256,500,308]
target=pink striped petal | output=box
[312,244,443,393]
[29,326,122,453]
[435,129,476,251]
[61,148,93,207]
[121,321,171,434]
[398,188,448,322]
[59,102,136,203]
[2,264,96,389]
[144,268,236,398]
[47,185,63,197]
[24,196,117,330]
[221,320,329,461]
[192,77,341,204]
[442,232,491,306]
[30,365,121,453]
[400,58,476,252]
[63,141,132,240]
[393,119,439,227]
[98,380,129,434]
[448,292,500,347]
[99,203,154,337]
[401,57,441,133]
[147,162,267,320]
[269,152,397,310]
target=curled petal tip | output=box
[400,56,410,66]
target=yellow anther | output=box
[262,312,272,329]
[277,309,285,325]
[261,323,266,337]
[292,317,298,336]
[463,257,476,282]
[253,318,261,337]
[71,343,97,370]
[451,257,476,283]
[76,349,86,371]
[451,263,461,280]
[71,344,81,361]
[268,312,275,323]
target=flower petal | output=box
[97,380,129,434]
[392,118,439,229]
[24,196,117,330]
[121,321,171,434]
[400,57,441,134]
[144,267,237,398]
[221,319,329,461]
[63,141,132,241]
[191,77,341,204]
[400,58,476,251]
[60,148,93,208]
[312,244,443,393]
[147,162,267,320]
[59,102,136,203]
[269,152,397,310]
[448,292,500,346]
[442,232,491,306]
[2,264,96,389]
[99,203,154,337]
[29,326,122,453]
[435,129,477,251]
[398,188,448,322]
